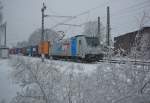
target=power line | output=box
[50,0,111,29]
[98,3,150,20]
[89,0,150,20]
[59,23,82,27]
[111,3,150,18]
[48,0,150,33]
[111,0,150,16]
[45,15,76,18]
[78,0,150,20]
[111,6,150,19]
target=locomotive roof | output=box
[74,35,85,37]
[73,35,99,38]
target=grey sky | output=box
[2,0,150,46]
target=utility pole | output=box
[97,16,101,43]
[0,22,6,47]
[106,6,110,46]
[41,2,46,62]
[106,6,111,60]
[4,22,6,47]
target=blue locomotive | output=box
[50,35,105,61]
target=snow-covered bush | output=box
[10,56,150,103]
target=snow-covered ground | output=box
[9,55,150,103]
[12,55,100,74]
[0,55,102,102]
[1,55,150,103]
[0,58,20,103]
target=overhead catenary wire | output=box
[50,0,150,31]
[111,0,150,16]
[50,0,111,29]
[45,15,76,18]
[111,3,150,18]
[111,7,150,21]
[55,7,150,34]
[59,23,82,27]
[96,1,150,20]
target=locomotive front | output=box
[84,37,105,61]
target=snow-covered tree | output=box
[16,41,29,48]
[131,12,150,60]
[28,28,58,46]
[16,28,60,47]
[82,20,105,43]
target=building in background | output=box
[114,27,150,58]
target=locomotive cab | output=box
[76,35,104,61]
[85,37,104,61]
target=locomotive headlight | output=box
[88,47,96,53]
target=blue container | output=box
[71,37,77,56]
[16,48,19,54]
[29,46,33,56]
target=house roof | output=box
[114,26,150,40]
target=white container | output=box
[0,48,9,58]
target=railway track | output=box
[98,59,150,66]
[12,55,150,66]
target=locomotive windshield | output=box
[85,37,100,47]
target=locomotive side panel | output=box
[71,37,77,57]
[51,39,71,57]
[52,42,63,56]
[76,36,87,58]
[61,39,71,56]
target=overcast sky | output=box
[2,0,150,46]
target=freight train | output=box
[9,35,106,62]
